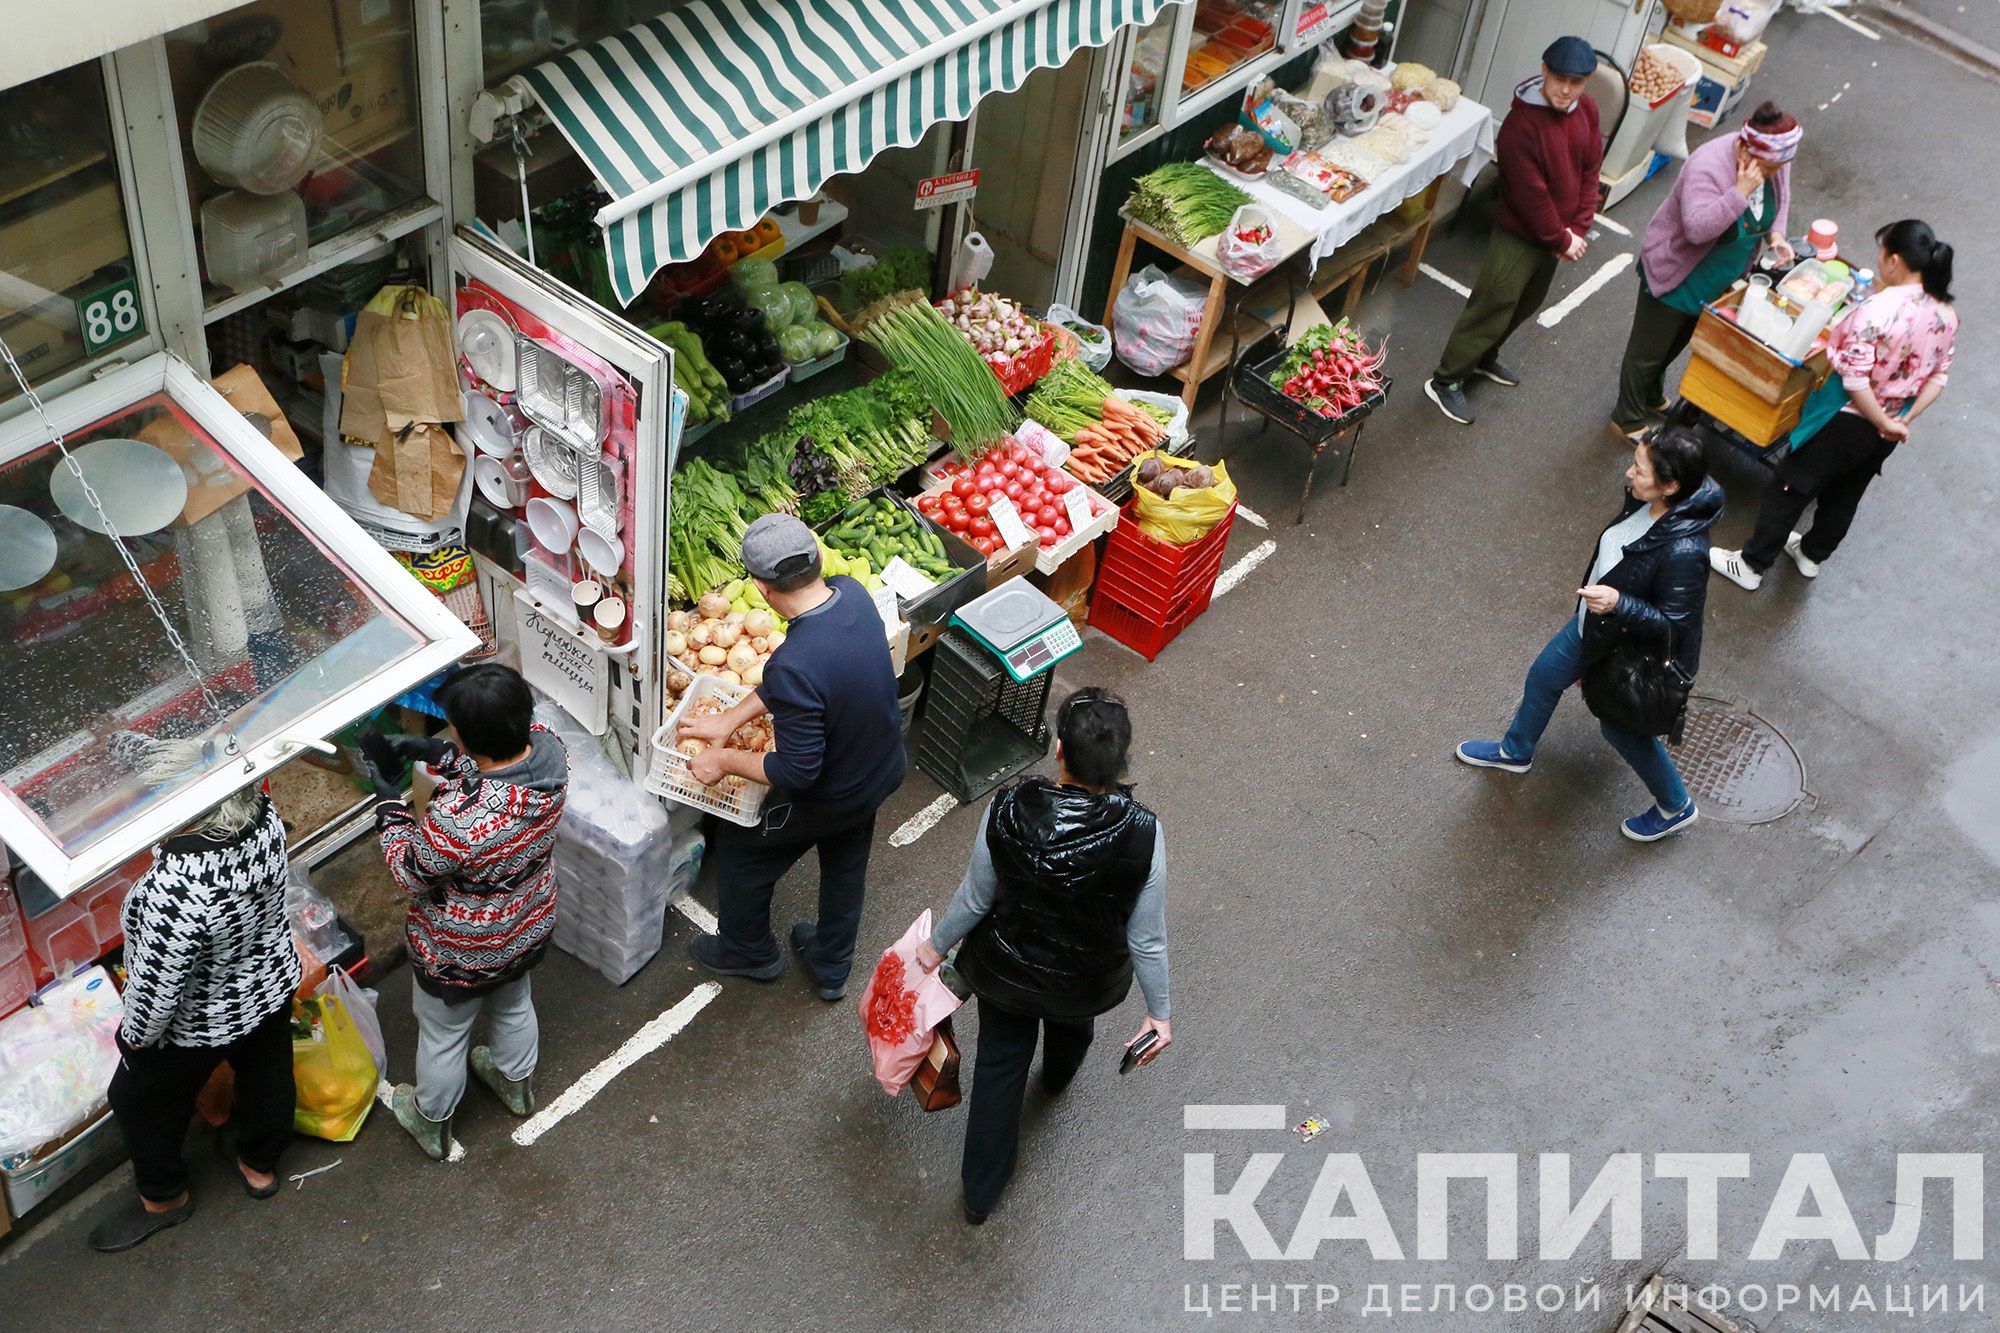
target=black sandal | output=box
[215,1126,282,1199]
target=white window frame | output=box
[0,351,479,897]
[1106,0,1360,164]
[0,52,167,424]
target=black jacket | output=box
[956,778,1158,1022]
[1579,477,1723,674]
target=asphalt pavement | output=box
[5,10,1997,1329]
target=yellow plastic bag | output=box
[291,993,377,1142]
[1130,450,1237,545]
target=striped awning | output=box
[520,0,1174,308]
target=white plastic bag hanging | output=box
[1216,206,1282,281]
[1112,265,1208,377]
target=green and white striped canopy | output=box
[521,0,1174,308]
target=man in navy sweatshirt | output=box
[679,514,905,1000]
[1425,36,1604,426]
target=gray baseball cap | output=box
[741,513,821,581]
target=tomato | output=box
[1036,504,1059,527]
[970,516,996,538]
[1036,525,1058,545]
[965,493,990,516]
[1047,472,1073,495]
[977,535,1001,555]
[951,477,975,499]
[943,510,971,532]
[1053,516,1071,537]
[916,493,940,514]
[1003,480,1025,501]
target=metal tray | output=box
[522,426,581,499]
[576,453,620,537]
[514,335,606,448]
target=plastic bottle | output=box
[1852,268,1876,302]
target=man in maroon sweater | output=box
[1426,36,1603,426]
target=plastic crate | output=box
[1234,342,1392,447]
[644,675,773,827]
[728,363,791,414]
[1095,500,1237,608]
[0,947,33,1018]
[787,330,850,381]
[913,629,1053,803]
[0,885,24,964]
[24,898,99,984]
[1089,580,1215,662]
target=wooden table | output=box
[1101,177,1448,409]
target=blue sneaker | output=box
[1454,740,1531,774]
[1621,801,1699,842]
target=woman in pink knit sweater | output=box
[1610,104,1802,438]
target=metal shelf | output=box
[201,198,444,325]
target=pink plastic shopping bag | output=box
[859,910,963,1097]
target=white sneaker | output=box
[1709,547,1763,590]
[1784,532,1821,578]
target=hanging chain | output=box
[0,337,224,715]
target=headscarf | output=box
[1740,115,1802,164]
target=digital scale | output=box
[949,578,1080,682]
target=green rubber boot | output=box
[470,1046,536,1117]
[389,1084,453,1160]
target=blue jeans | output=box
[1500,620,1691,813]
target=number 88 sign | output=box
[75,276,146,358]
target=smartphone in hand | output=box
[1120,1030,1160,1075]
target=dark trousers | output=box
[1435,228,1560,383]
[713,808,878,986]
[106,1001,295,1202]
[1614,286,1701,428]
[1742,414,1892,570]
[961,997,1095,1215]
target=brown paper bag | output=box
[140,365,307,525]
[339,285,462,443]
[368,423,466,521]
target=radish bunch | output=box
[1273,320,1386,418]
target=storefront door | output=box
[446,225,675,773]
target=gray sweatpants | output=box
[411,974,538,1120]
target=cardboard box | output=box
[3,1106,119,1217]
[0,177,129,301]
[1661,29,1768,82]
[172,0,416,166]
[1687,72,1751,130]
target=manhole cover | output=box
[1667,695,1805,824]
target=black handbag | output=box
[1581,617,1695,743]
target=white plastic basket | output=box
[1034,481,1119,575]
[644,676,772,827]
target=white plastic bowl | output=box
[577,525,623,576]
[526,496,578,552]
[191,63,322,195]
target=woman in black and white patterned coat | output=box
[88,740,302,1254]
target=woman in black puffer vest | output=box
[1455,427,1721,842]
[917,688,1172,1225]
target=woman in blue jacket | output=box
[1455,427,1721,841]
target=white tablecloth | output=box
[1219,97,1499,270]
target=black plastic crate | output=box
[1234,343,1392,446]
[913,629,1052,803]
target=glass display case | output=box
[164,0,428,306]
[1180,0,1282,102]
[0,63,144,404]
[1118,11,1181,149]
[0,354,477,897]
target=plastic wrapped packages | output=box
[537,702,678,985]
[0,984,121,1161]
[1429,78,1461,112]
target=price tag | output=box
[1062,487,1096,533]
[988,495,1035,550]
[879,556,937,602]
[1295,1,1332,43]
[871,585,903,636]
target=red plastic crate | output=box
[0,948,33,1018]
[1096,501,1237,607]
[1089,581,1215,661]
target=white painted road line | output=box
[513,984,723,1147]
[1819,6,1881,39]
[1593,212,1631,237]
[1537,253,1634,329]
[890,792,959,847]
[672,894,718,935]
[376,1079,468,1161]
[1185,1104,1288,1130]
[1213,540,1278,599]
[1236,502,1269,529]
[1417,263,1471,298]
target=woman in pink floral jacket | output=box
[1711,219,1957,590]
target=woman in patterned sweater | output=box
[365,664,566,1160]
[90,742,302,1254]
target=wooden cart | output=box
[1673,282,1832,452]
